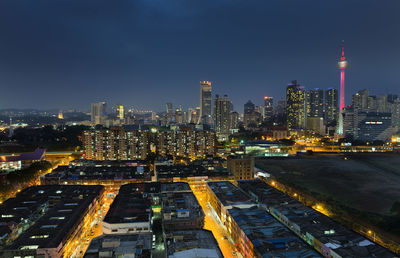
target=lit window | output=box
[20,245,39,250]
[30,235,49,239]
[50,217,65,220]
[40,225,57,229]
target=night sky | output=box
[0,0,399,112]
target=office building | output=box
[286,80,306,130]
[166,102,173,124]
[325,88,338,126]
[306,88,324,118]
[116,104,124,121]
[199,81,212,125]
[229,111,239,130]
[352,89,369,111]
[214,94,232,140]
[376,95,388,113]
[263,96,274,121]
[343,111,396,142]
[243,100,261,128]
[91,102,107,125]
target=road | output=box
[194,191,241,258]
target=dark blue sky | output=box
[0,0,399,112]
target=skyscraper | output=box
[116,105,124,121]
[306,89,324,118]
[199,81,212,125]
[214,94,232,139]
[337,42,348,135]
[243,100,260,127]
[91,102,107,125]
[325,88,338,126]
[263,96,274,121]
[166,102,173,124]
[352,89,369,110]
[286,80,306,130]
[376,95,387,113]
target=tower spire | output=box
[341,40,345,60]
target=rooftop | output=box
[103,184,151,224]
[84,233,152,258]
[1,185,104,251]
[166,230,223,258]
[43,165,150,181]
[229,206,320,257]
[206,181,253,207]
[237,179,394,258]
[156,165,230,179]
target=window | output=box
[40,225,57,229]
[20,245,39,250]
[111,229,118,232]
[64,203,78,206]
[1,214,14,218]
[50,217,65,220]
[30,235,49,239]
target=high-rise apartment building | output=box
[306,89,324,118]
[199,81,212,125]
[91,102,107,125]
[214,94,231,139]
[82,127,216,161]
[263,96,274,121]
[286,80,306,130]
[325,88,338,126]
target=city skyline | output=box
[0,1,400,110]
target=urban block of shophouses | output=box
[85,81,400,144]
[0,158,396,257]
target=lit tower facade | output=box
[337,41,348,135]
[338,42,347,111]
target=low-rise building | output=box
[206,181,319,258]
[0,148,46,172]
[166,230,223,258]
[227,155,254,180]
[0,185,104,258]
[84,233,152,258]
[161,191,204,231]
[41,165,151,189]
[237,179,395,258]
[102,184,152,235]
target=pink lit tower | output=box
[337,41,347,135]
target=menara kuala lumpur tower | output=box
[336,41,347,135]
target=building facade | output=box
[286,80,306,130]
[199,81,212,125]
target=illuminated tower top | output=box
[338,41,347,69]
